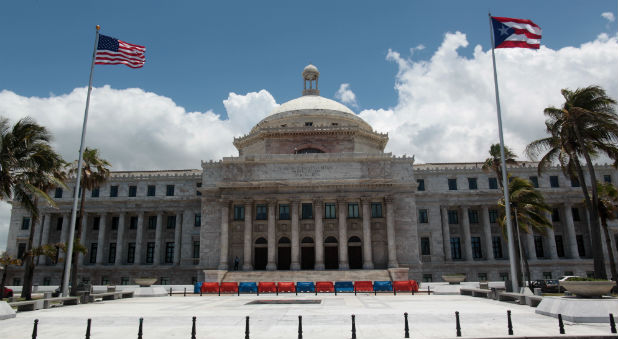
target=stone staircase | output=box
[221,270,392,283]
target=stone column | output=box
[218,201,229,270]
[481,206,494,260]
[243,200,253,270]
[174,211,182,265]
[441,207,452,261]
[153,213,163,265]
[79,213,88,264]
[59,213,69,261]
[314,199,325,270]
[135,212,144,265]
[361,198,374,269]
[461,207,473,261]
[95,213,107,264]
[290,200,300,270]
[337,199,349,270]
[115,213,126,265]
[525,231,536,260]
[563,204,580,258]
[266,200,276,271]
[38,214,51,264]
[544,211,558,259]
[385,196,398,268]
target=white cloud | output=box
[335,83,358,108]
[602,12,615,22]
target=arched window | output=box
[348,236,362,243]
[301,237,314,243]
[324,236,338,243]
[296,148,324,154]
[278,237,291,244]
[255,237,267,244]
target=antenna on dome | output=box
[302,64,320,96]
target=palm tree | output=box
[0,252,22,300]
[597,182,618,284]
[527,86,618,279]
[482,143,518,188]
[68,147,111,296]
[499,176,552,290]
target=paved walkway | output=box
[1,294,615,338]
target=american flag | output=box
[95,34,146,68]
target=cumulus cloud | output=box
[335,83,359,108]
[602,12,615,22]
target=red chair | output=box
[354,281,373,292]
[277,282,296,293]
[201,282,220,294]
[393,280,412,292]
[219,282,239,293]
[258,282,277,293]
[409,280,419,292]
[315,281,334,293]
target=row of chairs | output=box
[193,280,420,295]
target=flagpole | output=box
[488,13,519,293]
[62,25,100,297]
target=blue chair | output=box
[373,281,393,292]
[194,282,203,294]
[296,282,315,293]
[334,281,354,292]
[238,282,258,294]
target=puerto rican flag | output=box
[491,16,541,49]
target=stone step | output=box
[221,270,392,283]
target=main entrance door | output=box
[348,236,363,269]
[324,236,339,269]
[254,237,267,270]
[277,237,291,270]
[300,237,315,270]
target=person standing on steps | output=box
[234,256,239,271]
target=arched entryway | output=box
[277,237,291,270]
[348,236,363,269]
[254,237,267,270]
[324,236,339,269]
[300,237,315,270]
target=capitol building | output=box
[4,65,618,286]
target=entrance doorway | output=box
[348,236,363,269]
[300,237,315,269]
[277,237,291,270]
[254,237,267,270]
[324,236,339,269]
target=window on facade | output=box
[325,203,336,219]
[471,237,482,259]
[108,243,116,264]
[194,213,201,227]
[56,217,63,231]
[571,177,580,187]
[165,242,174,264]
[147,185,156,196]
[468,210,479,224]
[422,274,433,282]
[551,208,560,222]
[571,207,580,222]
[492,236,503,259]
[448,178,457,190]
[17,243,26,260]
[543,272,552,279]
[13,277,21,286]
[304,122,313,126]
[529,176,539,188]
[256,205,267,220]
[127,243,136,263]
[417,179,425,191]
[555,235,565,257]
[371,203,383,218]
[348,203,359,218]
[129,185,137,197]
[604,174,612,183]
[488,209,498,223]
[160,277,170,285]
[450,237,462,260]
[447,210,459,224]
[167,215,176,229]
[193,241,200,261]
[488,177,498,189]
[121,277,129,285]
[90,243,97,264]
[54,187,63,199]
[468,178,478,190]
[301,203,313,219]
[91,187,100,198]
[576,234,586,257]
[279,204,290,220]
[43,277,51,286]
[534,236,544,258]
[93,216,100,230]
[478,273,488,282]
[196,182,202,196]
[110,185,118,197]
[418,209,428,223]
[111,216,119,230]
[421,237,431,255]
[499,272,509,281]
[21,217,30,230]
[550,176,559,188]
[146,242,155,264]
[166,185,174,196]
[129,216,138,230]
[148,215,157,230]
[233,205,245,221]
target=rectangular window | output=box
[552,208,560,222]
[146,242,155,264]
[160,277,169,285]
[147,185,156,196]
[93,216,100,230]
[571,207,580,222]
[421,237,431,255]
[166,185,174,196]
[17,243,26,260]
[468,210,479,224]
[91,187,100,198]
[194,213,201,227]
[448,178,457,190]
[129,216,138,230]
[529,176,539,188]
[43,277,51,286]
[488,177,498,189]
[13,277,21,286]
[279,204,290,220]
[21,217,31,230]
[489,209,498,223]
[499,272,509,281]
[468,178,478,190]
[550,176,559,188]
[165,242,174,264]
[111,216,119,230]
[110,185,118,197]
[54,187,63,199]
[571,178,580,187]
[256,205,267,220]
[534,235,544,258]
[325,203,336,219]
[371,203,383,218]
[450,237,462,260]
[127,242,136,263]
[555,235,565,257]
[193,241,200,260]
[604,174,612,183]
[148,215,157,230]
[166,215,176,229]
[128,185,137,197]
[471,237,482,259]
[196,182,202,196]
[418,209,428,223]
[447,210,459,224]
[121,277,129,285]
[301,203,313,219]
[543,272,552,279]
[348,203,359,218]
[478,273,487,282]
[56,217,63,231]
[108,243,116,264]
[90,243,98,264]
[492,236,503,259]
[233,205,245,221]
[101,277,109,285]
[422,274,432,282]
[576,234,586,257]
[417,179,425,191]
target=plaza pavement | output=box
[1,293,616,339]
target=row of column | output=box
[219,198,398,270]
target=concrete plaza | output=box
[1,293,616,338]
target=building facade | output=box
[4,65,618,286]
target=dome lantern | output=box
[302,64,320,96]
